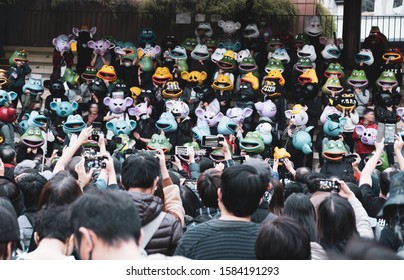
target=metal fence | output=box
[1,7,404,47]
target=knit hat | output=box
[0,206,20,242]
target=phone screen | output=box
[384,123,397,144]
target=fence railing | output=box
[1,8,404,47]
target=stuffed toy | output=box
[347,69,370,117]
[138,45,161,62]
[146,133,171,153]
[0,106,16,148]
[212,73,234,114]
[195,23,213,44]
[320,138,354,182]
[52,34,75,79]
[218,20,241,40]
[21,74,43,113]
[16,127,44,163]
[239,131,265,154]
[155,112,178,148]
[192,119,211,142]
[166,100,192,145]
[380,47,403,87]
[137,28,157,48]
[106,119,137,153]
[73,26,97,75]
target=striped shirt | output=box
[175,219,260,260]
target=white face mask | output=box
[124,62,132,67]
[141,114,149,120]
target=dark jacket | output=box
[127,191,183,256]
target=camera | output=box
[201,135,225,148]
[315,179,340,192]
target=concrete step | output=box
[3,45,55,55]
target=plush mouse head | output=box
[304,16,322,37]
[181,71,207,86]
[87,39,111,55]
[23,74,44,96]
[212,73,234,91]
[285,104,308,126]
[166,100,189,119]
[218,20,241,35]
[355,125,377,146]
[323,113,347,138]
[128,101,152,120]
[96,65,117,82]
[52,34,76,53]
[155,112,178,133]
[236,49,251,63]
[138,45,161,60]
[195,101,223,127]
[63,114,87,134]
[8,49,28,67]
[72,25,96,43]
[50,101,78,118]
[255,100,277,120]
[226,107,253,124]
[152,67,173,87]
[0,90,17,107]
[103,95,133,114]
[106,119,137,136]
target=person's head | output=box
[180,184,202,218]
[340,237,401,260]
[295,167,311,184]
[220,165,267,218]
[0,206,19,260]
[197,168,222,208]
[121,154,160,191]
[283,193,318,242]
[379,167,399,197]
[0,177,23,216]
[28,102,42,113]
[198,157,214,173]
[34,206,74,255]
[363,108,375,123]
[65,156,83,180]
[18,173,48,210]
[243,159,272,188]
[317,195,358,252]
[284,181,310,200]
[88,103,99,115]
[306,172,327,193]
[0,145,16,165]
[70,191,142,260]
[38,171,82,209]
[256,216,311,260]
[269,180,284,216]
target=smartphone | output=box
[91,122,102,142]
[201,135,225,148]
[170,155,176,162]
[315,179,340,192]
[175,146,189,156]
[384,123,397,144]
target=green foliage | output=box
[142,0,297,16]
[316,2,336,38]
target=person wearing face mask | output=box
[115,57,139,88]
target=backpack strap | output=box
[140,211,166,250]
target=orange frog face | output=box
[241,72,259,91]
[264,70,285,86]
[212,73,234,91]
[152,67,173,86]
[96,65,117,82]
[298,69,318,85]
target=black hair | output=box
[283,193,318,242]
[295,167,311,184]
[221,165,267,217]
[180,184,202,218]
[255,216,311,260]
[70,191,141,246]
[197,168,221,208]
[0,177,24,216]
[0,198,17,219]
[121,154,160,190]
[317,195,358,253]
[306,172,327,193]
[362,107,374,116]
[65,156,83,180]
[284,181,310,201]
[338,237,402,260]
[198,157,214,173]
[18,173,48,210]
[269,180,284,216]
[0,145,16,164]
[38,171,82,208]
[34,206,72,243]
[379,167,399,196]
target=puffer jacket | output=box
[128,191,183,256]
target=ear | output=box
[52,38,58,47]
[8,91,17,101]
[50,101,58,111]
[127,107,137,116]
[129,120,137,130]
[255,101,263,111]
[319,36,328,45]
[90,27,97,36]
[68,34,76,42]
[181,71,190,81]
[322,137,329,147]
[195,108,205,118]
[124,97,134,107]
[78,227,94,260]
[72,27,80,37]
[285,110,292,119]
[200,71,208,81]
[235,22,241,30]
[397,107,404,116]
[165,100,174,110]
[103,97,111,106]
[104,40,111,49]
[216,112,224,122]
[218,20,225,28]
[87,40,96,48]
[243,108,253,118]
[355,125,366,135]
[153,45,161,54]
[71,101,78,111]
[106,121,115,130]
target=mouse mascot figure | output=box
[353,121,378,169]
[212,72,234,114]
[72,26,97,75]
[151,66,173,117]
[88,39,112,71]
[218,20,241,50]
[284,104,314,168]
[180,70,209,120]
[51,34,75,80]
[129,101,156,150]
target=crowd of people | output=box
[1,16,404,260]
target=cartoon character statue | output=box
[355,125,377,146]
[16,127,45,163]
[239,131,265,154]
[73,26,97,75]
[180,70,209,115]
[146,133,171,153]
[166,100,192,145]
[106,119,137,153]
[323,114,347,139]
[0,90,17,108]
[347,69,370,117]
[52,34,75,78]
